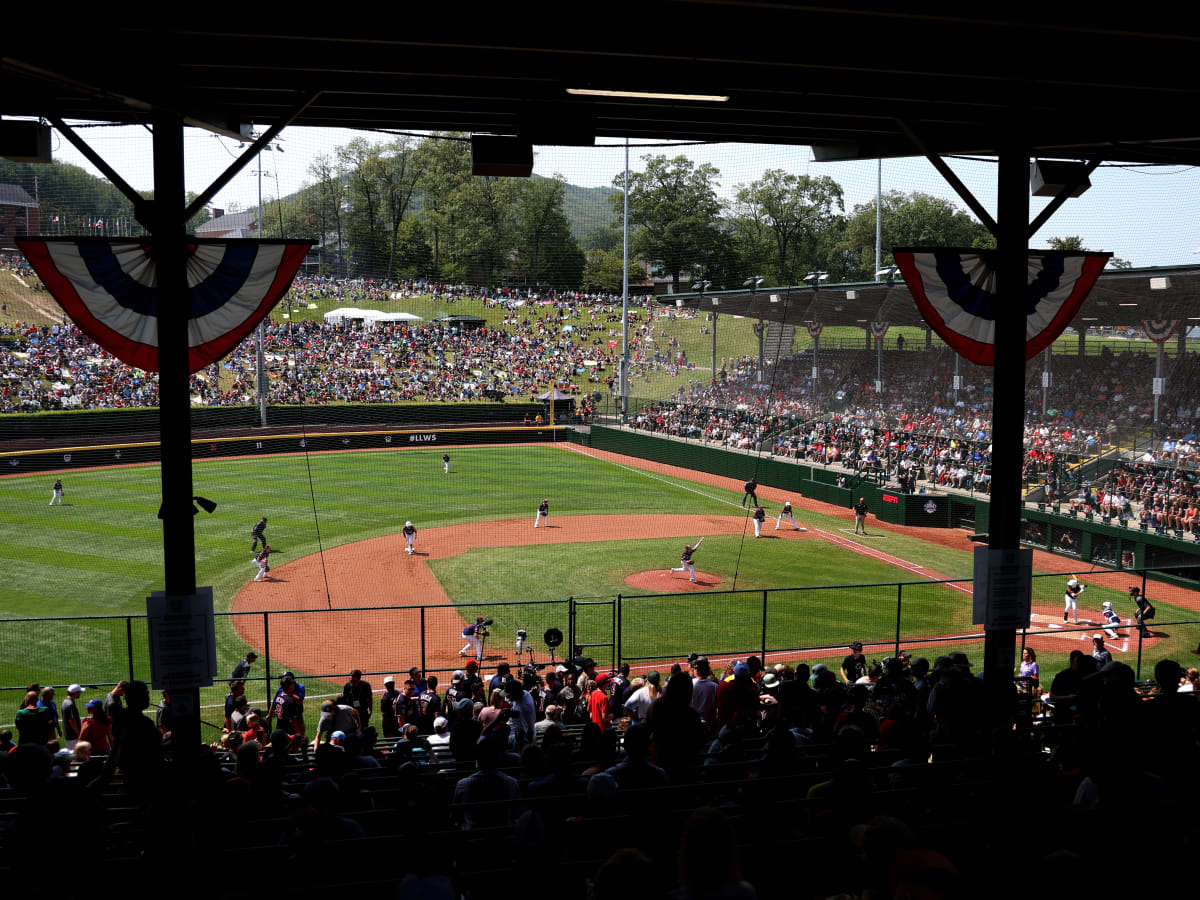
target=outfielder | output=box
[251,517,268,552]
[776,501,799,531]
[443,452,451,475]
[460,616,486,659]
[1063,577,1084,624]
[752,505,767,537]
[671,538,704,583]
[253,544,272,582]
[49,478,63,506]
[1101,600,1121,640]
[534,498,550,528]
[402,520,417,555]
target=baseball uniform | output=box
[253,546,272,581]
[49,478,63,506]
[403,522,417,555]
[1063,579,1083,624]
[753,506,766,537]
[460,618,485,659]
[776,501,799,530]
[251,517,268,552]
[1101,603,1121,640]
[534,499,549,528]
[671,540,703,583]
[443,453,450,474]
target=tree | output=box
[1048,235,1132,268]
[732,170,844,284]
[414,134,471,279]
[307,155,347,275]
[612,154,724,291]
[338,138,387,275]
[582,224,622,253]
[377,137,425,280]
[515,175,584,289]
[837,190,995,281]
[582,248,639,293]
[453,174,520,286]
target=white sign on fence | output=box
[146,587,217,690]
[972,547,1033,628]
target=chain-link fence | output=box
[2,566,1196,739]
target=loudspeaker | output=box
[0,120,51,163]
[470,134,533,177]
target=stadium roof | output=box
[656,265,1200,330]
[6,10,1200,164]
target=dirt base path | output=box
[231,514,785,678]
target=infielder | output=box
[1063,577,1084,624]
[752,505,767,537]
[49,478,63,506]
[460,616,486,659]
[402,520,417,555]
[671,538,704,583]
[776,501,799,530]
[253,544,272,582]
[534,498,550,528]
[251,517,268,552]
[1101,600,1121,640]
[443,452,451,475]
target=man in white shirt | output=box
[428,716,451,750]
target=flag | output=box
[869,320,889,340]
[893,248,1110,365]
[1142,319,1180,343]
[94,219,104,228]
[14,238,312,373]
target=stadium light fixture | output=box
[803,272,829,291]
[743,276,765,292]
[876,265,900,281]
[566,88,729,102]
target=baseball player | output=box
[1063,577,1084,624]
[443,452,451,475]
[534,498,550,528]
[1101,600,1122,640]
[250,517,268,552]
[752,505,767,537]
[402,520,417,555]
[49,477,63,506]
[671,538,704,583]
[460,616,486,660]
[252,544,272,582]
[776,500,800,531]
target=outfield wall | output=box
[0,425,567,474]
[0,401,543,444]
[579,426,1200,585]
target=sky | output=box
[34,121,1200,269]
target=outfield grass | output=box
[0,440,1196,737]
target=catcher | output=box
[671,538,704,583]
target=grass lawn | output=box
[0,439,1195,737]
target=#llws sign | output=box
[892,248,1110,365]
[16,238,311,374]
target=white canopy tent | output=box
[322,308,424,327]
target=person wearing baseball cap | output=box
[1091,635,1113,667]
[403,520,418,555]
[842,642,867,685]
[380,676,401,737]
[535,498,550,528]
[62,683,85,750]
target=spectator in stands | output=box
[624,671,660,724]
[504,678,537,748]
[646,672,704,780]
[690,657,719,728]
[78,699,110,753]
[452,733,521,830]
[676,807,758,900]
[15,690,51,746]
[605,724,667,790]
[313,698,360,750]
[588,675,612,731]
[842,642,868,684]
[715,663,759,730]
[427,716,451,751]
[342,669,373,730]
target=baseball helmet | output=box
[1102,600,1113,609]
[476,616,485,623]
[405,521,412,527]
[1067,578,1079,587]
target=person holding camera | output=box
[460,616,487,661]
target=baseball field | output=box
[1,436,1197,737]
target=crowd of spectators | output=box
[6,642,1200,896]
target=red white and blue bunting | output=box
[1142,319,1180,344]
[806,321,824,340]
[869,320,889,340]
[892,248,1110,365]
[16,238,311,373]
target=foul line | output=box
[563,443,974,596]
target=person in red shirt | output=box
[588,675,612,731]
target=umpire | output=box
[742,479,759,508]
[853,497,870,535]
[251,517,268,552]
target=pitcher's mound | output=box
[625,569,723,590]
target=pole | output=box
[711,312,718,380]
[420,607,427,675]
[256,155,268,428]
[153,109,200,756]
[895,584,903,658]
[262,612,271,709]
[1042,347,1050,416]
[875,158,882,282]
[127,617,135,682]
[1154,341,1163,426]
[982,140,1030,733]
[621,137,630,423]
[761,590,769,666]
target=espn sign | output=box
[882,493,899,504]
